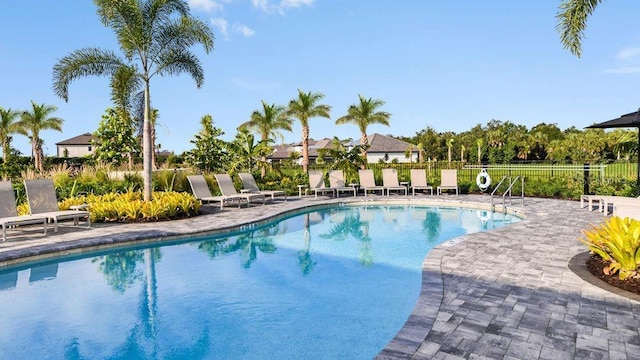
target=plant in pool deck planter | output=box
[581,216,640,280]
[52,191,200,222]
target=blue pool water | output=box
[0,205,518,359]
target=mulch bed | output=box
[586,254,640,296]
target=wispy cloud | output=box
[188,0,224,13]
[251,0,314,14]
[604,67,640,74]
[233,24,255,37]
[617,47,640,61]
[210,17,229,39]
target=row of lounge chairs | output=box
[307,169,459,198]
[187,173,287,210]
[580,194,640,219]
[188,169,460,210]
[1,179,90,241]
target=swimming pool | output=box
[0,205,518,359]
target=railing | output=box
[490,175,524,213]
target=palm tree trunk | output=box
[260,155,266,178]
[143,81,153,201]
[33,139,41,172]
[360,133,368,169]
[302,126,310,173]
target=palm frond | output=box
[556,0,604,58]
[52,48,126,101]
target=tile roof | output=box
[353,133,415,153]
[55,133,99,146]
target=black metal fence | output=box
[289,161,638,187]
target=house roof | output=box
[55,133,99,146]
[352,133,415,153]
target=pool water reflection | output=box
[0,205,518,359]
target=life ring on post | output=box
[476,169,492,191]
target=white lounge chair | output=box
[187,174,246,209]
[613,202,640,219]
[214,174,267,206]
[239,172,287,201]
[24,179,90,232]
[0,181,48,241]
[382,168,407,196]
[602,196,640,216]
[308,171,336,198]
[329,170,356,197]
[410,169,433,195]
[358,169,384,197]
[437,169,459,195]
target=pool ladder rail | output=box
[490,176,525,213]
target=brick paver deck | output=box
[0,195,638,359]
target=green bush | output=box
[581,216,640,280]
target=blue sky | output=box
[2,0,640,156]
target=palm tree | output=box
[240,100,292,177]
[476,138,484,164]
[446,138,455,164]
[335,94,391,163]
[556,0,605,57]
[0,107,21,162]
[286,89,331,173]
[52,0,214,201]
[17,101,64,172]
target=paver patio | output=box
[0,194,638,359]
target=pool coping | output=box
[1,194,638,359]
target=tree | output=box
[286,89,331,173]
[317,137,367,183]
[185,115,228,172]
[556,0,605,58]
[52,0,214,201]
[94,108,140,167]
[16,101,63,172]
[446,137,455,164]
[239,101,292,177]
[227,128,273,174]
[476,138,484,164]
[335,94,391,164]
[0,107,21,163]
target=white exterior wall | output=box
[367,152,417,163]
[57,144,94,158]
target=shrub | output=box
[581,216,640,280]
[55,191,200,223]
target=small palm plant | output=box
[581,216,640,280]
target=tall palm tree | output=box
[17,101,64,172]
[286,89,331,173]
[446,138,455,164]
[52,0,214,201]
[0,107,21,162]
[240,100,292,177]
[335,94,391,163]
[556,0,604,58]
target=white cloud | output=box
[604,67,640,74]
[251,0,314,14]
[617,47,640,61]
[188,0,224,13]
[210,17,229,39]
[233,24,255,37]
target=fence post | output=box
[583,163,590,195]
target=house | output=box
[268,138,334,164]
[269,134,417,164]
[55,133,98,158]
[351,133,417,163]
